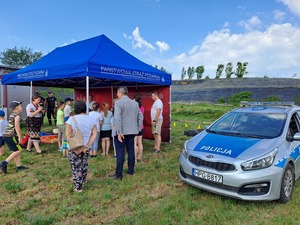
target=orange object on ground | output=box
[40,135,58,144]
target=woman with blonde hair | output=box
[100,102,113,156]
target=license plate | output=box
[192,168,223,183]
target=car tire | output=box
[184,130,199,136]
[279,163,295,203]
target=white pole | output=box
[169,85,172,144]
[0,79,3,109]
[86,76,89,114]
[30,81,33,102]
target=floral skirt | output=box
[26,117,42,141]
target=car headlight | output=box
[182,141,189,159]
[241,148,278,171]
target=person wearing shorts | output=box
[151,91,163,154]
[0,101,28,173]
[0,109,7,156]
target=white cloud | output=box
[280,0,300,17]
[62,38,77,47]
[238,16,262,31]
[168,23,300,79]
[155,41,170,53]
[124,27,171,54]
[131,27,155,51]
[273,10,285,21]
[123,33,132,40]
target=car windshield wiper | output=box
[207,129,234,136]
[229,132,264,139]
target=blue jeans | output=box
[114,134,135,178]
[90,132,100,151]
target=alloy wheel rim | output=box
[284,169,293,197]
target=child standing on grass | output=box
[0,110,8,157]
[56,101,65,152]
[0,101,28,173]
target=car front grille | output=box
[188,155,236,171]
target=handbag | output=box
[67,116,84,151]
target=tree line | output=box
[181,62,249,80]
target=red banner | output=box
[75,86,170,142]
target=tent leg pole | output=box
[86,76,89,114]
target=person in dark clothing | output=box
[45,91,57,126]
[36,92,46,126]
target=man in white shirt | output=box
[151,91,163,154]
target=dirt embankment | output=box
[171,78,300,103]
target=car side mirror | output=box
[293,132,300,141]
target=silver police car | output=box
[179,102,300,203]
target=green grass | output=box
[1,102,300,224]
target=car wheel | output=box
[279,163,294,203]
[184,130,199,136]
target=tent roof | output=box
[2,35,171,88]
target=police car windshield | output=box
[208,112,286,139]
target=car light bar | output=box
[240,101,296,107]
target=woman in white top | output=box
[100,102,113,156]
[66,100,97,192]
[88,102,103,158]
[26,95,45,154]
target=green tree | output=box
[0,47,43,68]
[181,67,186,80]
[195,65,204,80]
[187,66,195,79]
[235,62,248,78]
[225,62,234,78]
[215,64,224,79]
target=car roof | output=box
[231,103,300,113]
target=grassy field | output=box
[1,103,300,225]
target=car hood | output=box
[187,132,282,160]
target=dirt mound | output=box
[171,78,300,103]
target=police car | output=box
[179,102,300,203]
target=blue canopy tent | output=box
[2,34,171,88]
[1,35,172,142]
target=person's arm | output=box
[153,108,161,122]
[28,105,43,118]
[61,111,64,124]
[84,125,97,152]
[152,108,161,126]
[137,107,143,132]
[45,99,48,111]
[14,115,22,143]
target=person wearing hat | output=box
[0,109,8,156]
[0,101,28,173]
[45,91,57,126]
[64,97,74,122]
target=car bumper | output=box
[179,153,283,201]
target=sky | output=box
[0,0,300,80]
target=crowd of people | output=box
[0,87,164,193]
